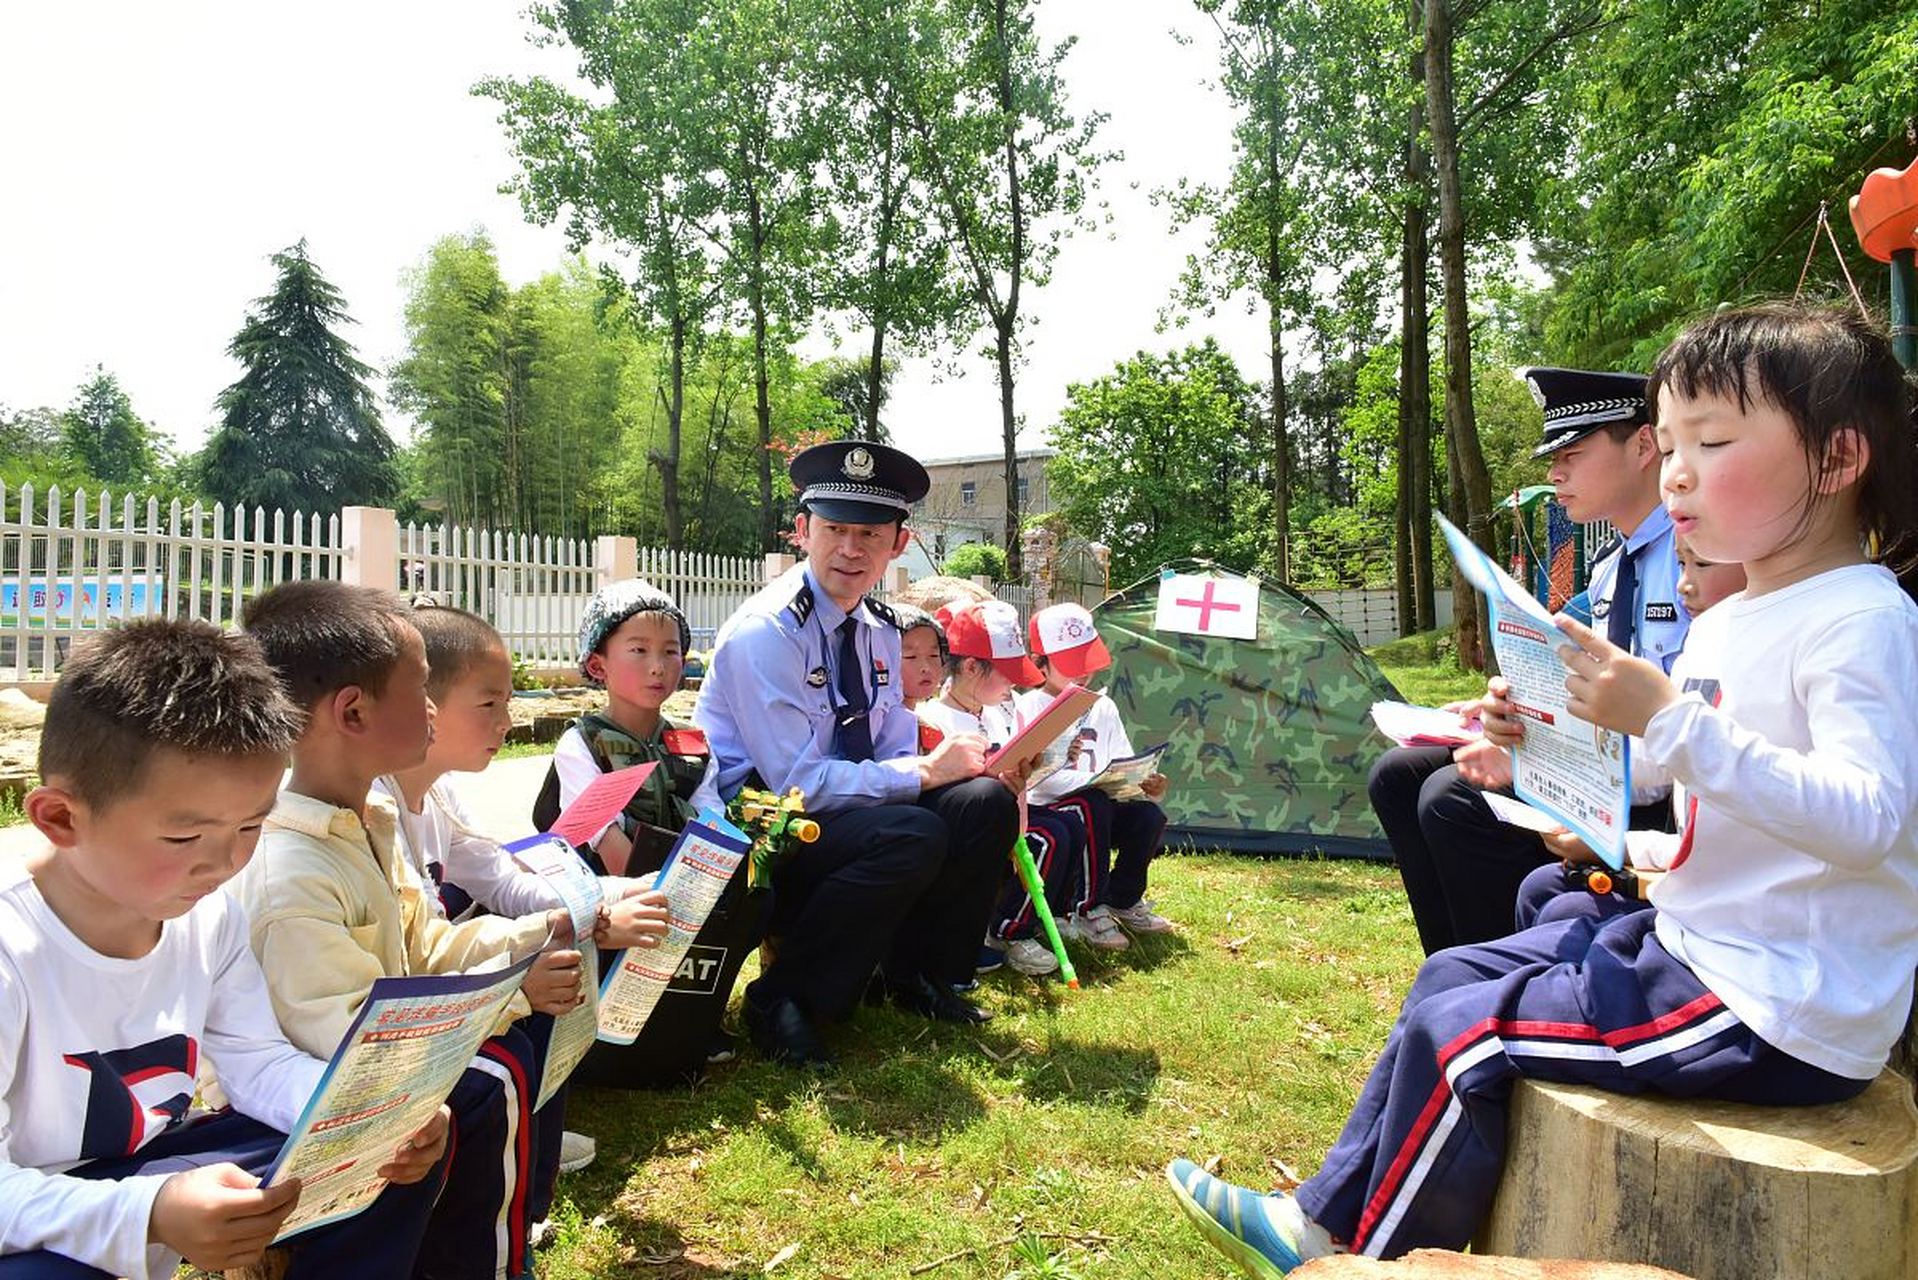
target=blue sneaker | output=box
[975,944,1007,975]
[1165,1159,1303,1279]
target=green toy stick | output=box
[1010,833,1078,988]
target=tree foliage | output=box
[1048,340,1271,585]
[59,367,164,488]
[941,541,1009,581]
[195,241,397,514]
[908,0,1111,578]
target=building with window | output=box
[902,447,1057,577]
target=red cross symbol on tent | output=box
[1174,579,1242,632]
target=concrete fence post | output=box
[764,553,797,584]
[341,507,399,590]
[596,535,638,588]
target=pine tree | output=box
[196,240,397,513]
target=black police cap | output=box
[1522,367,1651,458]
[789,440,930,524]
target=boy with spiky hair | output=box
[236,580,582,1280]
[6,620,447,1279]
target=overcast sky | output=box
[0,1,1270,467]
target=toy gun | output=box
[1565,863,1643,899]
[1010,834,1078,989]
[728,786,821,891]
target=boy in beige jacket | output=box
[234,581,582,1280]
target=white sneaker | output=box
[1002,936,1061,976]
[528,1217,556,1249]
[1108,899,1176,934]
[1058,907,1131,951]
[558,1130,596,1174]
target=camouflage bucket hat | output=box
[577,578,691,686]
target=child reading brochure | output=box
[1511,532,1748,930]
[533,579,757,1083]
[372,600,669,1231]
[915,599,1083,978]
[236,581,584,1280]
[3,621,447,1279]
[1168,302,1918,1273]
[1022,603,1175,938]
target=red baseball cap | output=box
[936,599,1044,687]
[1028,603,1111,679]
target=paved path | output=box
[0,754,554,861]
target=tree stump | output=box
[1294,1251,1691,1277]
[1476,1070,1918,1280]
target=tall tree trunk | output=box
[994,0,1025,582]
[1404,112,1437,632]
[747,180,776,554]
[1395,314,1416,636]
[995,324,1021,577]
[864,104,900,442]
[1264,78,1290,582]
[650,312,686,548]
[1424,0,1494,669]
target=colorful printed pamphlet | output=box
[545,762,657,848]
[1087,743,1168,800]
[504,833,606,1108]
[1369,700,1482,748]
[1439,514,1630,867]
[264,951,539,1240]
[595,816,751,1045]
[985,683,1098,781]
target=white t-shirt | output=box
[1014,688,1136,806]
[913,696,1018,753]
[1646,564,1918,1080]
[373,776,566,920]
[0,862,324,1279]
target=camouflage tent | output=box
[1092,563,1401,858]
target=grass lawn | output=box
[540,852,1418,1279]
[1368,629,1486,708]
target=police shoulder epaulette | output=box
[783,578,816,627]
[1591,535,1623,565]
[863,595,902,629]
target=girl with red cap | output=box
[915,599,1092,978]
[1021,603,1176,938]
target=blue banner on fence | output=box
[0,577,158,622]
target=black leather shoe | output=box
[889,973,993,1024]
[744,994,835,1069]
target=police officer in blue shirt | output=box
[695,441,1019,1067]
[1368,368,1690,954]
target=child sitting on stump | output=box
[1168,303,1918,1274]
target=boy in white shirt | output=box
[236,581,584,1280]
[3,620,446,1279]
[374,600,670,1237]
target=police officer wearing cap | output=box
[1368,368,1689,955]
[694,440,1019,1067]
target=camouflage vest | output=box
[533,712,709,875]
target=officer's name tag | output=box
[1643,602,1678,622]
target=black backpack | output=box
[535,716,769,1088]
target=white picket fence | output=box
[0,482,765,678]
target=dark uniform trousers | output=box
[1370,745,1670,956]
[0,1109,446,1279]
[753,776,1018,1020]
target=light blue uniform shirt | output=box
[694,564,922,808]
[1587,504,1689,673]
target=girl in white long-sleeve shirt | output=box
[1168,302,1918,1271]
